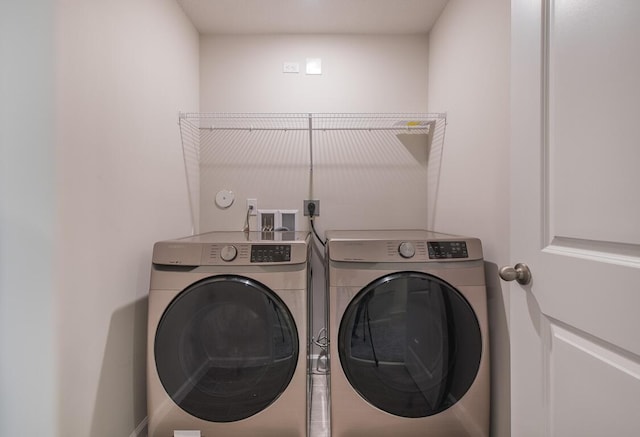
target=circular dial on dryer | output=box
[220,245,238,262]
[398,241,416,258]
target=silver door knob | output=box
[499,263,532,285]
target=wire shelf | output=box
[178,112,447,234]
[179,112,445,131]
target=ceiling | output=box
[177,0,450,35]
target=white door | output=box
[510,1,640,436]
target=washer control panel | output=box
[250,244,291,263]
[427,241,469,259]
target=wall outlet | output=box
[247,198,257,216]
[304,200,320,216]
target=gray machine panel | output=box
[153,231,310,266]
[326,229,483,263]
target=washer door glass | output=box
[155,275,299,422]
[338,271,481,418]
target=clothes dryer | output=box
[147,231,310,437]
[326,230,489,437]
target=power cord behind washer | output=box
[307,202,326,247]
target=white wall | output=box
[198,34,433,233]
[200,34,429,113]
[197,34,435,235]
[427,1,511,436]
[54,0,198,435]
[0,2,57,435]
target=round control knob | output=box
[220,245,238,262]
[398,242,416,259]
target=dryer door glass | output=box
[154,275,299,422]
[338,271,481,418]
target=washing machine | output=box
[147,231,310,437]
[326,230,490,437]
